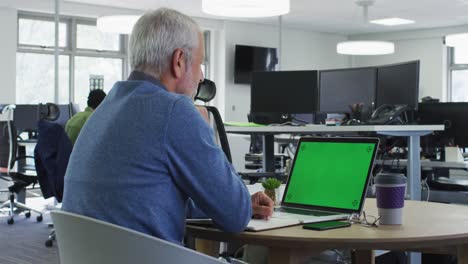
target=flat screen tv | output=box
[234,44,278,84]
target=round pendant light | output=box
[97,15,141,34]
[202,0,290,18]
[336,0,395,55]
[337,41,395,55]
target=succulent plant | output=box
[262,178,282,190]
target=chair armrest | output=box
[12,155,35,163]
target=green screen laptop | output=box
[247,136,379,231]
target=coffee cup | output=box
[374,173,406,225]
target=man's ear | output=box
[171,48,185,79]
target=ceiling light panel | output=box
[337,41,395,55]
[370,18,415,26]
[202,0,290,18]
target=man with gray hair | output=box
[61,8,273,245]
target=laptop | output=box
[247,136,379,231]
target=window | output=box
[16,53,69,104]
[202,30,211,79]
[18,18,67,47]
[76,24,120,51]
[449,46,468,102]
[74,57,123,107]
[17,12,127,108]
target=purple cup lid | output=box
[374,173,406,185]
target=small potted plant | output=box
[262,178,282,203]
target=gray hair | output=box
[129,8,201,77]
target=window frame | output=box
[17,11,128,104]
[448,46,468,101]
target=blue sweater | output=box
[62,73,252,244]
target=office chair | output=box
[51,210,224,264]
[194,79,232,163]
[0,104,43,225]
[194,80,247,260]
[33,103,72,247]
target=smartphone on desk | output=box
[303,221,351,231]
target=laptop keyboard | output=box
[274,207,338,216]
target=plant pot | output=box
[264,189,276,203]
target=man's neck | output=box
[132,67,176,93]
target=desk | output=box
[226,125,444,201]
[187,199,468,264]
[379,159,468,170]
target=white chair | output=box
[51,210,225,264]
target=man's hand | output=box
[251,191,274,220]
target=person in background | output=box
[61,8,273,245]
[65,89,106,144]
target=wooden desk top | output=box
[186,199,468,251]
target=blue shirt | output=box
[62,72,252,244]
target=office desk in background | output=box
[225,125,444,201]
[188,199,468,264]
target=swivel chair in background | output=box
[0,104,43,225]
[194,79,232,163]
[34,103,73,247]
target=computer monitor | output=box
[14,104,40,134]
[319,67,377,117]
[376,60,420,109]
[250,71,319,119]
[418,102,468,148]
[54,104,71,127]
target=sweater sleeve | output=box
[165,97,252,232]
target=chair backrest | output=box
[51,210,224,264]
[205,106,232,163]
[194,79,232,163]
[195,79,216,103]
[38,103,60,122]
[0,105,19,171]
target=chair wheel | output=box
[37,215,43,222]
[7,218,14,225]
[25,212,31,218]
[45,239,53,247]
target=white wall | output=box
[351,38,446,101]
[223,21,349,122]
[349,25,468,102]
[0,8,17,104]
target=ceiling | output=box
[64,0,468,35]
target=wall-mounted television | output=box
[234,44,278,84]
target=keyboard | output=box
[275,207,338,217]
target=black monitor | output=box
[250,71,318,119]
[55,104,71,127]
[234,45,278,84]
[319,67,377,117]
[376,60,420,109]
[418,102,468,148]
[14,104,40,134]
